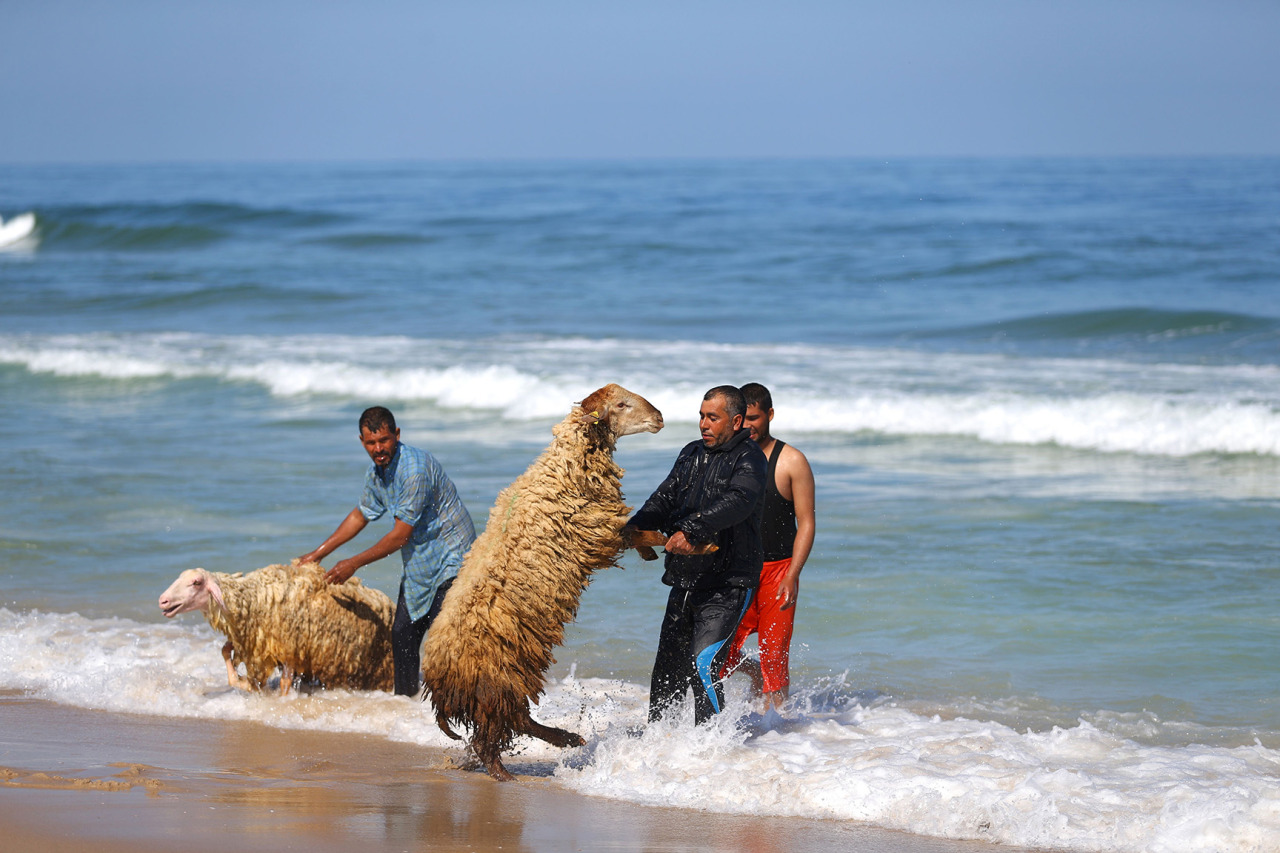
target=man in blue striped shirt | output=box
[299,406,477,696]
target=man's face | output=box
[699,395,742,448]
[360,425,400,468]
[742,402,773,444]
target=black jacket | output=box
[629,428,767,590]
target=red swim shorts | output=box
[720,558,795,694]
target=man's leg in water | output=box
[391,576,455,696]
[649,587,695,722]
[754,558,797,711]
[689,586,753,724]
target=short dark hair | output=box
[704,385,746,421]
[740,382,772,412]
[359,406,397,435]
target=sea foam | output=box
[561,699,1280,853]
[1,608,1277,853]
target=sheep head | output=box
[575,383,663,437]
[158,568,226,618]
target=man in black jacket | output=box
[626,385,767,724]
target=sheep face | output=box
[576,383,663,437]
[158,568,223,618]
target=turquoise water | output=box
[2,159,1279,850]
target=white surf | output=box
[0,211,37,249]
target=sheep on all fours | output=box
[420,383,663,781]
[158,561,395,694]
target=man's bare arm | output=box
[323,517,414,584]
[778,447,815,611]
[298,507,368,566]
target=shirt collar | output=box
[375,442,403,480]
[708,428,751,454]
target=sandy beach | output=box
[0,694,1039,853]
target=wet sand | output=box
[0,695,1035,853]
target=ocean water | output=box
[2,158,1279,852]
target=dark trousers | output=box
[649,585,753,724]
[391,576,455,697]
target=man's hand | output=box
[664,530,695,555]
[298,508,368,574]
[325,559,359,585]
[777,573,800,611]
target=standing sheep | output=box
[420,383,663,780]
[158,561,395,694]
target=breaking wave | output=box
[3,331,1279,457]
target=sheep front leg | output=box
[221,641,253,691]
[625,529,718,558]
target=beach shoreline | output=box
[0,694,1036,853]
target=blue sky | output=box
[2,1,1277,162]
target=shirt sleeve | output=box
[628,446,692,532]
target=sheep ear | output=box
[206,574,226,610]
[575,388,610,426]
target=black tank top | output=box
[760,440,796,561]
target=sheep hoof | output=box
[485,758,515,782]
[471,745,515,782]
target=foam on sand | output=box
[1,608,1276,853]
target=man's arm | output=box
[777,447,815,611]
[626,448,691,533]
[298,507,368,566]
[323,518,414,584]
[317,450,430,584]
[297,507,412,584]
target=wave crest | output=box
[3,332,1279,457]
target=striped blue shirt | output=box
[360,443,476,621]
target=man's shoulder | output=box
[777,440,811,469]
[774,439,815,492]
[676,439,705,458]
[393,442,422,461]
[727,432,767,480]
[731,430,766,460]
[394,443,437,475]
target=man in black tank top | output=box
[720,383,816,712]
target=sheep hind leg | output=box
[472,739,515,783]
[433,708,463,741]
[522,717,585,749]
